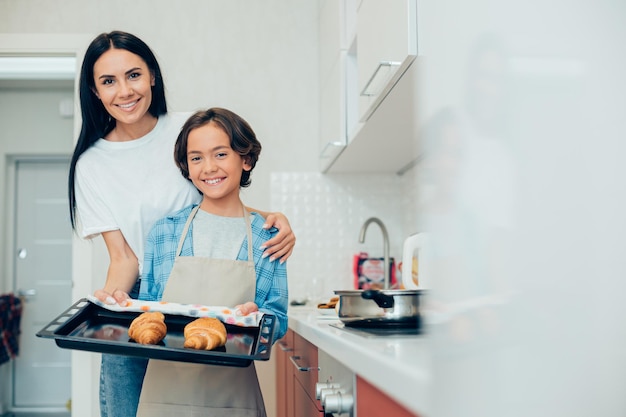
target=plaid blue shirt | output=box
[139,204,288,340]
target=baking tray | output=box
[36,298,276,367]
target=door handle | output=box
[17,288,37,297]
[17,248,27,259]
[277,341,293,352]
[289,355,320,372]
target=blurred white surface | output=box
[416,1,626,416]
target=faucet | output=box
[359,217,390,290]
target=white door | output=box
[12,159,72,413]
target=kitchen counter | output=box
[287,306,430,416]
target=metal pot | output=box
[334,289,422,328]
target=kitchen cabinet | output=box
[357,375,419,417]
[356,0,417,122]
[319,50,348,172]
[318,0,358,172]
[356,0,418,123]
[276,329,323,417]
[276,330,295,417]
[318,0,420,174]
[327,59,421,174]
[292,331,323,415]
[294,378,325,417]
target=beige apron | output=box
[137,205,266,417]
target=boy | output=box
[136,108,288,416]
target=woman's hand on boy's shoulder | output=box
[261,212,295,264]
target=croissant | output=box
[128,311,167,345]
[183,317,227,350]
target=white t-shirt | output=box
[74,112,201,274]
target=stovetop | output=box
[329,322,422,338]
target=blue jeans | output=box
[99,278,147,417]
[99,354,148,417]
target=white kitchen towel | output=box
[86,295,263,327]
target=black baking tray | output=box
[36,298,276,367]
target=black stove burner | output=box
[330,322,422,338]
[344,316,419,329]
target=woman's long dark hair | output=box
[68,31,168,229]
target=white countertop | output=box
[287,307,430,416]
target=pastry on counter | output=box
[317,296,339,309]
[128,311,167,345]
[183,317,227,350]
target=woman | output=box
[68,31,295,417]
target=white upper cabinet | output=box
[355,0,418,123]
[328,60,420,174]
[319,51,347,172]
[319,0,357,171]
[318,0,419,173]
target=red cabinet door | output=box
[294,377,325,417]
[292,332,322,411]
[276,329,295,417]
[357,375,418,417]
[278,330,330,417]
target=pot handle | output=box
[362,289,394,308]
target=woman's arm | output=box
[246,207,295,263]
[94,230,139,305]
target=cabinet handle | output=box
[360,61,401,96]
[278,341,293,352]
[320,141,345,159]
[289,355,320,372]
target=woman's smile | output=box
[116,99,140,110]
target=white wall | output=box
[271,171,417,302]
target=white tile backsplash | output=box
[271,171,418,303]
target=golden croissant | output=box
[183,317,227,350]
[128,311,167,345]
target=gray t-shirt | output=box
[192,209,247,259]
